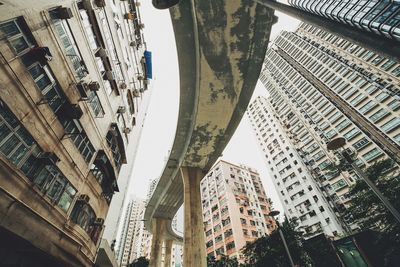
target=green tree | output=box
[129,256,149,267]
[345,159,400,266]
[241,218,311,267]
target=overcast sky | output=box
[126,2,300,221]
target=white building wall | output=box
[247,97,344,238]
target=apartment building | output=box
[248,97,346,238]
[289,0,400,42]
[201,160,276,261]
[0,0,151,266]
[117,197,146,267]
[248,22,400,235]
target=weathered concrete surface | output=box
[149,218,169,267]
[163,239,174,267]
[144,0,275,244]
[181,167,206,267]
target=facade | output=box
[248,97,346,238]
[201,160,276,261]
[116,197,146,267]
[248,22,400,235]
[288,0,400,42]
[115,180,183,267]
[0,0,151,266]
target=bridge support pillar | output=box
[149,218,167,267]
[181,167,206,267]
[163,239,173,267]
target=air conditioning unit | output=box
[138,23,145,29]
[139,88,144,93]
[119,82,127,89]
[133,89,140,97]
[136,2,141,7]
[38,152,60,165]
[96,47,107,58]
[56,7,74,19]
[88,81,100,91]
[28,47,52,65]
[60,103,83,120]
[137,75,144,80]
[129,41,136,47]
[95,0,106,7]
[123,127,131,134]
[94,218,105,225]
[143,79,149,85]
[117,106,126,114]
[124,13,134,20]
[76,82,89,101]
[78,194,90,203]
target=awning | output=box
[144,50,152,79]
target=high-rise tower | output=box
[248,22,400,236]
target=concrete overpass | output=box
[143,1,275,266]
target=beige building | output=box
[201,160,276,261]
[0,0,151,266]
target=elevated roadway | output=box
[143,0,275,265]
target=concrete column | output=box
[163,239,174,267]
[181,167,206,267]
[149,218,166,267]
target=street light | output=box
[327,137,400,224]
[268,210,295,267]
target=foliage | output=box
[241,218,311,267]
[129,257,149,267]
[346,159,400,266]
[207,254,239,267]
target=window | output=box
[224,229,233,238]
[206,230,212,237]
[127,90,136,115]
[336,119,351,131]
[359,100,378,114]
[0,101,76,212]
[0,18,34,54]
[50,11,87,79]
[215,235,223,243]
[243,229,249,236]
[63,120,95,162]
[331,179,347,191]
[369,108,389,122]
[381,118,400,133]
[91,151,118,203]
[343,128,360,141]
[226,241,235,251]
[1,18,66,113]
[88,90,105,117]
[106,125,126,173]
[222,217,231,227]
[362,148,383,162]
[388,100,400,110]
[352,137,370,150]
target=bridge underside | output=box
[144,0,275,255]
